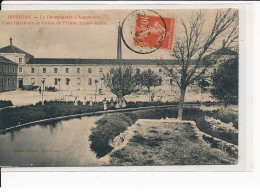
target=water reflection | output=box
[10,131,14,142]
[0,115,106,167]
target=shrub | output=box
[213,108,238,129]
[89,108,179,157]
[0,100,13,108]
[0,101,104,130]
[89,113,136,157]
[204,116,238,145]
[182,107,238,145]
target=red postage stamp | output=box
[134,14,175,50]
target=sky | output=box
[0,9,235,60]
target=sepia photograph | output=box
[0,8,239,167]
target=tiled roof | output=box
[0,45,33,57]
[27,58,179,65]
[0,56,17,65]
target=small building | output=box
[0,55,18,92]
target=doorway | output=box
[18,78,23,88]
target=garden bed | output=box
[109,119,237,165]
[89,106,238,158]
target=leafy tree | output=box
[103,65,140,103]
[210,57,238,106]
[198,79,210,92]
[140,70,161,102]
[161,9,238,119]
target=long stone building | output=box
[0,25,236,95]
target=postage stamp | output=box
[121,10,175,54]
[134,14,175,50]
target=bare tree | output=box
[103,65,140,103]
[161,9,238,119]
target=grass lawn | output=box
[109,119,237,165]
[0,101,104,130]
[0,99,214,131]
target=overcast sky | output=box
[0,9,232,59]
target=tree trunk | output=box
[95,84,97,103]
[148,87,151,102]
[177,87,186,120]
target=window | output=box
[7,78,10,86]
[99,68,103,73]
[0,66,3,73]
[159,78,162,85]
[159,68,162,73]
[66,68,69,73]
[31,68,35,73]
[8,67,10,73]
[66,78,70,85]
[43,68,46,73]
[77,78,81,85]
[19,58,22,63]
[54,68,58,73]
[77,68,80,74]
[12,67,15,73]
[19,67,22,72]
[88,68,92,73]
[88,78,92,85]
[170,79,173,86]
[12,78,15,86]
[54,78,58,85]
[31,78,35,85]
[136,68,140,74]
[1,78,4,86]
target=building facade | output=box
[0,26,236,94]
[0,55,18,92]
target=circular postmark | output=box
[121,10,167,54]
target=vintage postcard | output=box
[0,9,240,167]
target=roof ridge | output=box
[0,44,33,57]
[11,45,33,56]
[10,45,17,54]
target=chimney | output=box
[9,37,12,45]
[117,22,122,60]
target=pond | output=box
[0,115,107,167]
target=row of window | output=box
[18,67,173,74]
[0,66,16,73]
[22,67,104,74]
[30,78,174,86]
[0,77,16,87]
[32,78,94,86]
[136,68,173,74]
